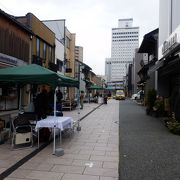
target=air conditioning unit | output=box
[66,68,72,73]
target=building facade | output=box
[64,29,76,100]
[43,19,66,73]
[0,10,31,68]
[0,10,32,111]
[159,0,180,52]
[105,18,139,83]
[132,49,147,94]
[15,13,56,109]
[157,0,180,121]
[43,19,77,100]
[137,28,159,103]
[16,13,56,68]
[74,46,86,94]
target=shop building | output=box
[43,19,66,73]
[157,0,180,121]
[0,9,32,111]
[0,10,32,68]
[138,28,159,98]
[157,25,180,121]
[132,49,148,94]
[16,13,56,68]
[15,13,56,108]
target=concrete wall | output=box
[159,0,180,48]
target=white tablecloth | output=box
[35,116,73,150]
[35,116,73,131]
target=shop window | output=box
[49,46,52,61]
[0,86,18,111]
[43,43,47,59]
[36,38,40,57]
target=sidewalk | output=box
[1,100,119,180]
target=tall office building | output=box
[105,18,139,83]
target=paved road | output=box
[119,99,180,180]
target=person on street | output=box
[35,88,49,119]
[48,88,55,113]
[56,89,63,112]
[104,94,108,104]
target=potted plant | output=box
[153,96,164,117]
[166,112,180,135]
[146,89,157,115]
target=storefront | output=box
[0,53,26,68]
[138,28,159,99]
[158,25,180,121]
[0,53,27,111]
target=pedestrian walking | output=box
[35,87,49,119]
[56,89,63,112]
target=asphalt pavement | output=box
[119,99,180,180]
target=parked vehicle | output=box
[131,90,143,100]
[115,90,125,100]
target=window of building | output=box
[36,38,40,57]
[43,43,47,59]
[49,46,52,61]
[66,37,70,49]
[0,85,18,111]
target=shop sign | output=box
[162,33,178,56]
[0,53,26,66]
[159,25,180,60]
[107,81,124,86]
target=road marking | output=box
[85,162,94,167]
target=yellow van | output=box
[115,90,125,100]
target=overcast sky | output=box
[0,0,159,75]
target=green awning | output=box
[57,73,79,88]
[105,86,115,90]
[89,84,104,90]
[0,64,79,88]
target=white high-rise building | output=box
[105,18,139,82]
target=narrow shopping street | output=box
[1,98,180,180]
[119,99,180,180]
[1,1,180,180]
